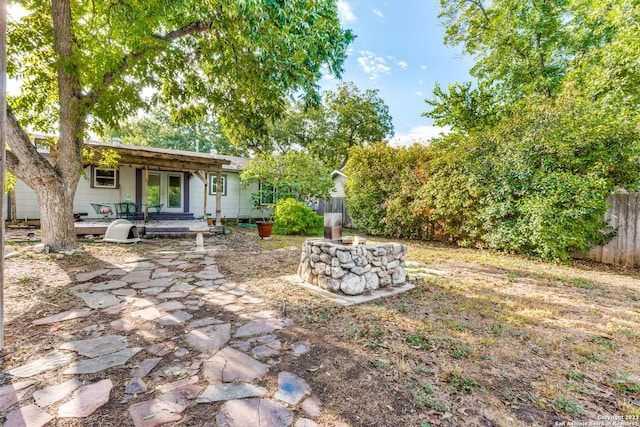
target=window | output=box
[209,174,227,196]
[92,167,118,189]
[259,183,276,205]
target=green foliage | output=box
[6,0,353,251]
[272,82,394,170]
[344,143,432,238]
[409,0,640,261]
[108,107,247,156]
[5,172,16,194]
[8,0,354,142]
[240,151,334,202]
[273,198,323,235]
[552,396,584,414]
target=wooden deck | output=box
[75,218,211,238]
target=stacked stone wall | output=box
[298,238,407,295]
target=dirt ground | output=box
[2,225,640,426]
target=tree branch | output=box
[84,20,216,108]
[5,106,58,184]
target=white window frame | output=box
[93,167,117,189]
[209,174,227,196]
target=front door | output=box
[146,172,183,213]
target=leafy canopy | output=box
[8,0,355,141]
[240,151,334,202]
[273,82,394,170]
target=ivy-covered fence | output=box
[575,193,640,267]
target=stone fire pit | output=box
[298,238,407,296]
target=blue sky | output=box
[322,0,474,146]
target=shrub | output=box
[274,198,323,235]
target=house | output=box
[316,170,352,228]
[4,138,263,227]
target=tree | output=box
[6,0,353,251]
[277,82,394,170]
[239,151,334,203]
[110,107,247,156]
[420,0,640,260]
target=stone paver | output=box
[3,238,332,426]
[88,280,129,291]
[216,398,293,427]
[203,346,268,383]
[186,324,231,355]
[301,395,322,418]
[275,371,311,405]
[31,309,92,326]
[58,379,113,418]
[111,318,136,331]
[197,383,267,403]
[63,347,141,374]
[9,351,74,378]
[233,318,284,338]
[131,357,162,378]
[76,269,110,282]
[0,381,35,410]
[33,379,81,407]
[4,404,53,427]
[59,335,128,358]
[74,292,121,309]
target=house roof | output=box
[82,140,232,173]
[331,170,347,179]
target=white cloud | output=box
[337,0,357,23]
[397,60,408,70]
[418,80,423,85]
[372,8,384,18]
[420,65,428,70]
[390,125,451,147]
[357,51,391,81]
[415,91,424,96]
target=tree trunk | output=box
[9,189,16,225]
[34,176,79,252]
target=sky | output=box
[322,0,474,146]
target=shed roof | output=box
[82,140,231,173]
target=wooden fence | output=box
[574,193,640,267]
[317,197,353,229]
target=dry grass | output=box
[3,227,640,426]
[221,230,640,426]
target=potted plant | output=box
[240,152,334,239]
[251,192,275,239]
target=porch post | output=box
[203,172,208,222]
[215,170,222,227]
[143,166,149,222]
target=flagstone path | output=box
[1,243,321,427]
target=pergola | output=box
[79,141,231,226]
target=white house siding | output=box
[189,172,260,220]
[75,167,137,218]
[332,174,346,198]
[8,179,40,220]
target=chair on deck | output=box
[114,202,138,220]
[91,203,113,219]
[145,203,163,223]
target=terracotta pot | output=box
[256,221,274,239]
[207,218,213,226]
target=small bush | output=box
[274,198,323,235]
